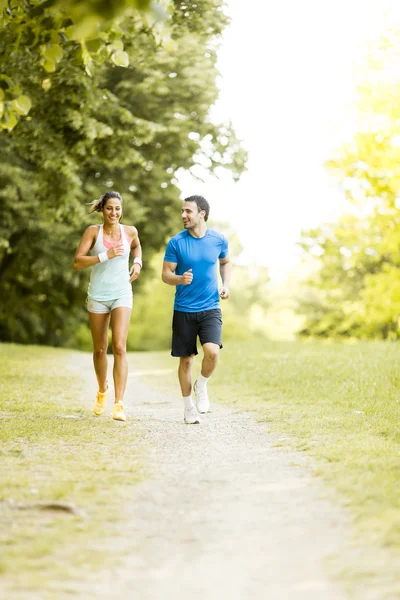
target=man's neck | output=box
[188,223,207,239]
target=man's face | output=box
[181,201,204,229]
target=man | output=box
[162,195,231,424]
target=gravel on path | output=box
[70,355,350,600]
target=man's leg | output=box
[201,342,220,377]
[178,355,195,397]
[178,355,200,424]
[195,308,223,413]
[194,342,219,413]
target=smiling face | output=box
[102,198,122,227]
[181,201,205,230]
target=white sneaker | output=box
[184,405,200,424]
[194,380,210,414]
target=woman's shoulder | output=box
[84,224,101,237]
[122,224,138,236]
[82,224,100,236]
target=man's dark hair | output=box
[184,195,210,222]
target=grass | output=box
[3,339,400,598]
[131,339,400,600]
[0,344,146,598]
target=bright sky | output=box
[177,0,400,280]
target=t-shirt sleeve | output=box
[219,235,229,259]
[164,238,178,263]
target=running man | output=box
[162,195,231,424]
[73,191,142,422]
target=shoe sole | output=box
[184,415,200,424]
[112,412,126,422]
[197,405,211,414]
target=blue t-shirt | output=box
[164,229,229,312]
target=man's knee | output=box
[179,356,194,371]
[203,344,219,362]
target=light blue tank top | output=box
[88,225,132,301]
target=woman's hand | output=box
[107,244,125,259]
[129,263,141,283]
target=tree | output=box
[0,1,247,345]
[0,0,160,130]
[298,31,400,339]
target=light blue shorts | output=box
[86,296,133,314]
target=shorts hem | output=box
[171,350,199,358]
[200,340,223,349]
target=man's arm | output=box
[219,255,231,299]
[162,261,193,286]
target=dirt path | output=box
[68,354,350,600]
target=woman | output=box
[73,191,142,422]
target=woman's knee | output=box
[93,346,108,359]
[112,342,127,357]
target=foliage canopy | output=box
[0,1,247,345]
[298,32,400,339]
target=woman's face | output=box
[103,199,122,226]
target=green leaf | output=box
[109,40,124,51]
[3,112,18,131]
[64,17,99,42]
[45,44,64,63]
[11,95,32,116]
[111,50,129,68]
[43,58,56,73]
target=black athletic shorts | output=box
[171,308,223,357]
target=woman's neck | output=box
[103,223,120,237]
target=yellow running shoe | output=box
[93,387,109,416]
[111,402,126,422]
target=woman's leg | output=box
[110,307,131,403]
[88,311,110,392]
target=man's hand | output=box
[181,269,193,285]
[219,285,230,299]
[129,263,141,283]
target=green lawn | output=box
[2,339,400,598]
[0,344,146,598]
[132,339,400,599]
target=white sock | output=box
[183,395,194,409]
[196,374,209,390]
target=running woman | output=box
[162,195,231,424]
[73,191,142,421]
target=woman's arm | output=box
[129,226,142,282]
[73,226,99,270]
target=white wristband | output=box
[98,251,109,263]
[133,257,142,268]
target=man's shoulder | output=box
[168,230,188,244]
[206,229,227,243]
